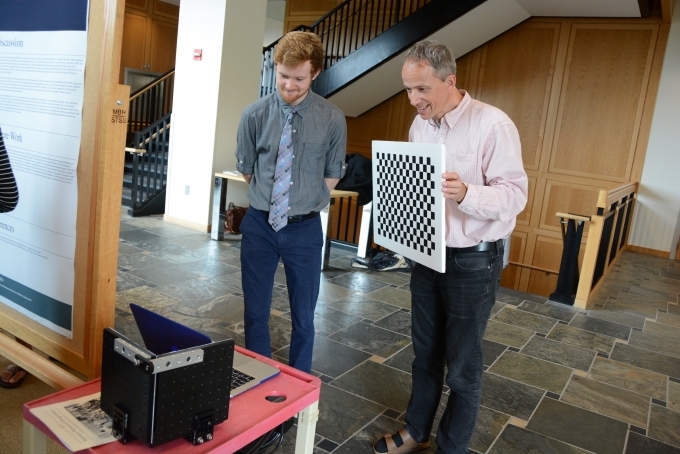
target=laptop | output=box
[130,303,280,398]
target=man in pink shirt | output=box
[373,41,528,454]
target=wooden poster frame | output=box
[0,0,129,388]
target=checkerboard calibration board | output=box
[372,141,446,273]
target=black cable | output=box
[260,423,285,454]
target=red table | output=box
[23,346,321,454]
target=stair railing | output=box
[127,68,175,139]
[568,183,638,309]
[126,113,172,212]
[261,0,432,97]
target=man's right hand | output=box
[243,174,252,184]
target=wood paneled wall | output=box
[342,17,669,297]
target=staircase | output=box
[125,0,490,216]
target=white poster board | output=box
[372,141,446,272]
[0,1,89,337]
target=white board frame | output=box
[372,141,446,272]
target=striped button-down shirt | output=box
[409,91,528,248]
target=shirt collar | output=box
[277,89,314,118]
[429,89,470,129]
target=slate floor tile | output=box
[487,351,572,394]
[333,415,437,454]
[488,424,592,454]
[525,397,628,454]
[318,281,355,303]
[372,311,411,336]
[155,277,239,303]
[327,294,400,321]
[587,357,668,401]
[521,336,596,371]
[382,345,414,374]
[516,300,579,323]
[643,320,680,341]
[116,270,155,292]
[630,284,677,303]
[669,380,680,411]
[126,264,201,286]
[279,336,371,379]
[365,286,411,310]
[327,273,389,294]
[603,293,667,319]
[316,383,386,443]
[482,339,507,367]
[657,311,680,328]
[490,301,506,317]
[365,270,412,287]
[470,406,511,453]
[329,322,410,358]
[331,361,412,413]
[648,404,680,449]
[492,307,557,334]
[625,432,680,454]
[668,303,680,316]
[119,228,164,244]
[628,330,680,359]
[117,252,171,271]
[483,319,535,349]
[546,324,615,355]
[610,343,680,378]
[498,287,546,304]
[176,259,240,278]
[569,313,631,341]
[587,307,646,330]
[560,375,650,427]
[481,372,545,420]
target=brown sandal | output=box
[0,364,27,389]
[373,427,430,454]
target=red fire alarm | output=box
[193,49,202,61]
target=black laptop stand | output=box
[100,328,234,447]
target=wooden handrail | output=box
[508,261,559,275]
[129,69,175,101]
[135,123,170,148]
[574,182,638,309]
[556,212,591,223]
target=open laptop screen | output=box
[130,303,212,354]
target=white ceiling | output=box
[157,0,286,21]
[516,0,641,17]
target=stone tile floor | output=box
[115,209,680,453]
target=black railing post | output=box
[550,215,589,306]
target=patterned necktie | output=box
[268,110,296,231]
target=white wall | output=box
[264,17,284,46]
[165,0,267,230]
[629,5,680,256]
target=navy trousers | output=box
[404,247,502,453]
[239,208,322,373]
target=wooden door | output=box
[120,11,148,82]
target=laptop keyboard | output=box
[231,368,256,390]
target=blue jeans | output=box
[239,208,322,373]
[404,247,502,454]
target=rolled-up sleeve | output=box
[324,111,347,179]
[235,110,257,175]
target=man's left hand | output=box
[442,172,467,203]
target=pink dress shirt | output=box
[409,91,528,248]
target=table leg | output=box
[211,177,228,241]
[320,201,333,270]
[23,420,46,454]
[356,202,372,259]
[294,401,319,454]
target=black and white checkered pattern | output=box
[375,152,437,256]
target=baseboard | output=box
[163,214,210,233]
[625,244,671,259]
